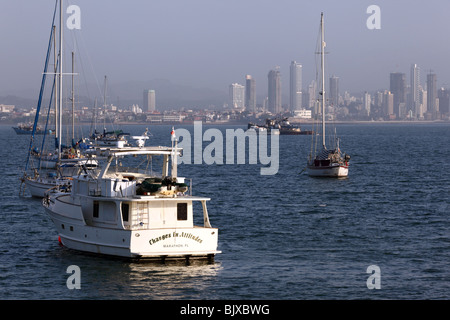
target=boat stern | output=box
[129,227,220,260]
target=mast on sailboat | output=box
[71,51,75,142]
[320,12,326,150]
[58,0,63,162]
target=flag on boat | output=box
[171,127,176,141]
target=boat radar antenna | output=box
[131,128,149,148]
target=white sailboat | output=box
[22,1,97,197]
[306,13,350,178]
[42,133,221,261]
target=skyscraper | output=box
[229,83,245,109]
[383,90,394,118]
[143,89,156,112]
[390,72,406,119]
[329,76,339,107]
[268,68,281,114]
[290,61,302,111]
[410,64,420,118]
[438,88,450,116]
[427,73,437,117]
[364,92,371,117]
[245,75,256,112]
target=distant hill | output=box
[105,79,228,110]
[0,95,38,109]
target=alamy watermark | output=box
[175,121,279,175]
[366,265,381,289]
[66,265,81,289]
[366,5,381,30]
[66,5,81,30]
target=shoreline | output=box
[2,120,450,127]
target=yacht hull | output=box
[25,178,58,198]
[43,195,220,260]
[306,164,348,177]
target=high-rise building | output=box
[419,85,427,118]
[383,90,394,118]
[268,68,281,114]
[329,76,339,107]
[390,72,406,118]
[229,83,245,109]
[290,61,302,111]
[308,80,317,109]
[143,89,156,112]
[364,92,371,117]
[245,75,256,112]
[427,73,437,117]
[438,87,450,116]
[410,64,420,118]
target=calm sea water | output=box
[0,123,449,300]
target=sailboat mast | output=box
[103,75,107,130]
[53,25,58,145]
[72,51,75,142]
[321,12,326,149]
[58,0,63,161]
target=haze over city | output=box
[1,0,450,109]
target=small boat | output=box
[42,133,221,261]
[248,118,313,135]
[247,123,268,133]
[306,13,350,178]
[90,129,130,148]
[13,123,53,135]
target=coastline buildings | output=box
[143,89,156,112]
[290,61,302,111]
[268,68,282,114]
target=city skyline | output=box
[1,0,450,102]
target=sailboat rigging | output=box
[20,0,97,197]
[305,13,350,178]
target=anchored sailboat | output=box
[306,13,350,178]
[21,0,97,197]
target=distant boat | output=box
[13,123,53,135]
[90,129,130,148]
[248,118,313,135]
[306,13,350,178]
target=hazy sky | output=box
[1,0,450,101]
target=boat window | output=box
[177,203,188,221]
[93,201,99,218]
[121,202,129,222]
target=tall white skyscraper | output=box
[229,83,245,109]
[290,61,302,111]
[410,64,420,118]
[143,89,156,112]
[364,92,371,117]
